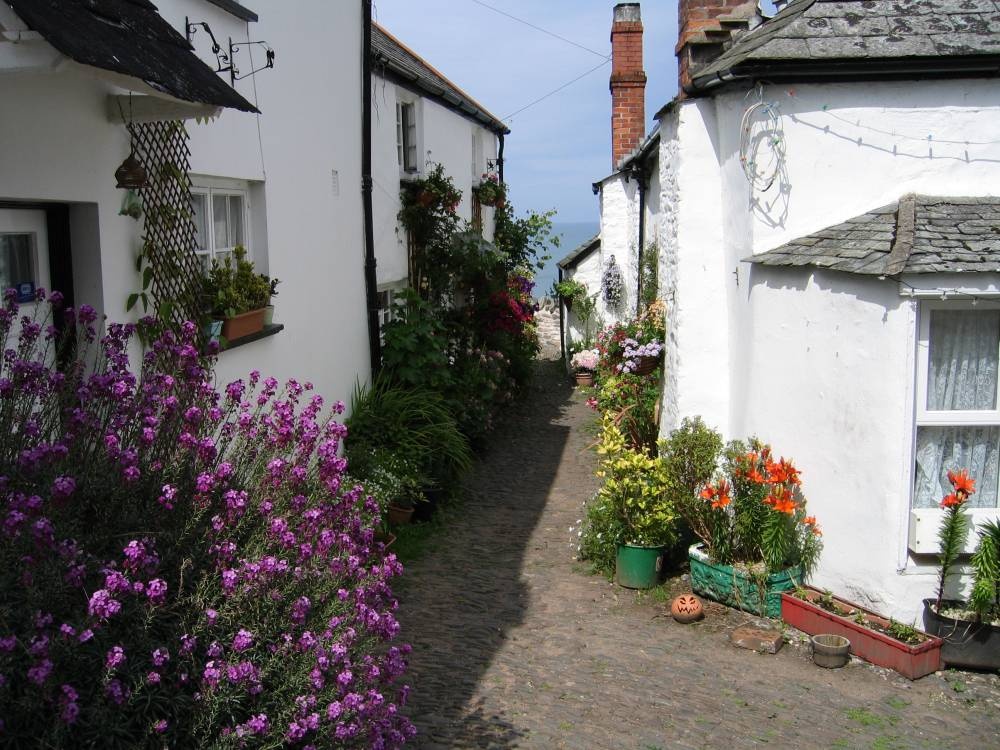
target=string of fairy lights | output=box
[738,82,1000,192]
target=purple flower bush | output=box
[0,290,413,747]
[617,338,663,374]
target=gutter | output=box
[361,0,382,374]
[498,133,505,184]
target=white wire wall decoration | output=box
[739,86,786,193]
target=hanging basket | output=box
[632,354,662,376]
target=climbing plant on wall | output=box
[125,120,205,330]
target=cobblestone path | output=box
[397,361,1000,749]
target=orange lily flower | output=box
[947,469,976,497]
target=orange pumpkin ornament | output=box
[671,594,704,624]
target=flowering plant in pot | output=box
[922,469,1000,670]
[601,254,624,309]
[552,278,587,310]
[662,421,823,617]
[356,449,424,526]
[582,416,676,588]
[203,246,272,341]
[570,348,599,387]
[596,303,666,379]
[472,172,505,208]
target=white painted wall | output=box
[0,0,372,412]
[642,77,1000,621]
[371,73,499,288]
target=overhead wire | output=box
[503,58,611,122]
[468,0,610,60]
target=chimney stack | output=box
[610,3,646,169]
[677,0,757,94]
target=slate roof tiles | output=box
[691,0,1000,91]
[748,196,1000,275]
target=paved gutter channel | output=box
[397,360,1000,749]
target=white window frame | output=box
[395,93,420,176]
[190,182,251,271]
[0,232,39,301]
[376,281,407,342]
[909,300,1000,553]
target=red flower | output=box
[947,469,976,496]
[940,493,965,509]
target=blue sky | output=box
[372,0,680,223]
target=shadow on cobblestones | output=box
[398,360,574,747]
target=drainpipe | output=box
[361,0,381,374]
[497,133,505,184]
[557,265,566,362]
[632,164,647,316]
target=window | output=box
[911,304,1000,552]
[396,100,418,173]
[191,189,248,272]
[0,233,37,301]
[376,284,405,342]
[471,130,483,178]
[471,193,483,233]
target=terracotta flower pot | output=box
[221,308,266,341]
[574,371,595,387]
[387,504,414,526]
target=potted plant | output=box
[595,416,676,589]
[552,278,587,311]
[570,348,598,387]
[781,587,943,679]
[473,172,505,208]
[204,246,272,341]
[596,304,665,378]
[664,427,823,618]
[264,277,281,326]
[357,449,424,527]
[921,469,1000,670]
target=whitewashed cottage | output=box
[590,0,1000,622]
[369,23,509,323]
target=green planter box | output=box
[688,544,802,618]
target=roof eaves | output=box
[204,0,258,23]
[557,235,601,270]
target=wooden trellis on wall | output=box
[128,120,204,330]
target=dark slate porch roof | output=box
[748,195,1000,275]
[5,0,258,112]
[558,235,601,270]
[372,23,509,135]
[690,0,1000,93]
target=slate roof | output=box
[5,0,257,112]
[748,195,1000,275]
[558,235,601,270]
[372,23,509,135]
[690,0,1000,92]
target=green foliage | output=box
[580,417,677,573]
[202,246,271,318]
[573,293,600,349]
[345,372,472,488]
[639,242,659,311]
[969,518,1000,620]
[885,619,922,645]
[353,449,423,513]
[494,204,556,275]
[579,490,627,578]
[398,164,463,301]
[595,373,661,454]
[935,503,969,610]
[660,417,723,544]
[380,289,453,393]
[552,278,587,304]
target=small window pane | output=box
[927,309,1000,410]
[914,425,1000,508]
[197,251,210,275]
[0,234,34,292]
[191,194,208,252]
[229,195,245,249]
[213,195,229,250]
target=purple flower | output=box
[27,659,53,685]
[87,589,121,620]
[151,647,170,666]
[153,719,168,734]
[232,629,254,652]
[146,578,168,604]
[105,645,126,670]
[51,475,76,499]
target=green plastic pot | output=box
[616,543,665,589]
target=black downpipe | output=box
[634,166,647,316]
[497,133,505,184]
[557,266,565,362]
[361,0,381,374]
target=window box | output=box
[220,308,266,341]
[688,543,801,619]
[781,588,943,680]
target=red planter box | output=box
[781,588,943,680]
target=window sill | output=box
[221,323,284,352]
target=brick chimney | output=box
[677,0,757,94]
[610,3,646,169]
